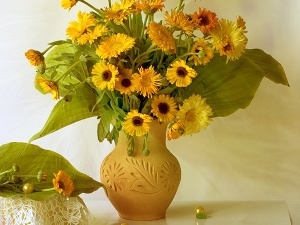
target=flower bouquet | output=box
[25,0,288,156]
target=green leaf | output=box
[188,54,262,117]
[131,12,143,38]
[30,84,99,142]
[0,142,104,201]
[186,49,287,117]
[97,110,113,142]
[244,49,289,86]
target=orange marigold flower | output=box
[96,33,135,59]
[147,22,176,53]
[167,120,185,140]
[134,0,165,14]
[52,170,74,197]
[188,38,214,66]
[103,0,135,24]
[66,11,106,45]
[132,65,162,97]
[36,76,59,100]
[191,8,218,34]
[25,49,45,67]
[164,10,195,35]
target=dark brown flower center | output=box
[102,70,112,81]
[176,67,188,77]
[158,102,170,114]
[58,181,65,190]
[132,116,144,126]
[199,16,209,26]
[195,46,204,53]
[121,78,132,88]
[223,41,234,53]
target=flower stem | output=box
[42,45,54,55]
[177,0,185,11]
[132,45,160,70]
[0,169,12,177]
[0,181,10,187]
[141,14,149,38]
[40,187,55,192]
[79,0,101,14]
[53,60,84,82]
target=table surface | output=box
[84,200,291,225]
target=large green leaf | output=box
[186,49,288,117]
[244,49,289,86]
[0,142,104,201]
[30,84,99,142]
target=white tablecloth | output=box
[84,200,291,225]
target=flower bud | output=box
[12,164,19,172]
[37,171,47,183]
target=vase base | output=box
[118,212,166,221]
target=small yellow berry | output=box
[194,205,205,214]
[23,183,34,194]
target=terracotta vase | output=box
[100,120,181,221]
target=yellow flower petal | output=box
[96,33,135,59]
[123,110,153,136]
[147,22,176,53]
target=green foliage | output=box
[29,84,100,142]
[185,49,288,117]
[244,49,289,86]
[0,142,104,201]
[26,0,289,146]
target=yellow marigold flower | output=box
[96,33,135,59]
[123,109,153,136]
[132,66,162,98]
[77,24,108,45]
[147,22,176,53]
[177,94,213,135]
[36,76,59,100]
[52,170,74,197]
[103,0,135,24]
[91,62,119,91]
[167,120,185,140]
[188,38,214,66]
[25,49,45,67]
[135,0,165,14]
[164,10,195,35]
[115,68,137,95]
[191,8,218,34]
[151,94,178,123]
[210,18,248,62]
[61,0,78,10]
[66,11,105,45]
[166,59,197,87]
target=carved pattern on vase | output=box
[101,157,127,193]
[102,156,180,195]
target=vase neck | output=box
[117,120,168,156]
